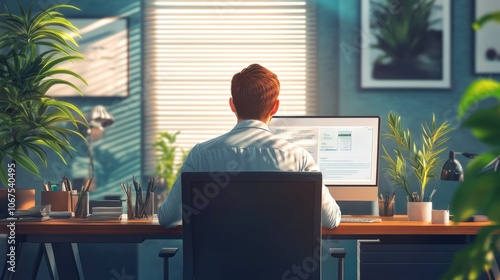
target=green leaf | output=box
[461,105,500,146]
[0,161,7,187]
[442,225,500,280]
[0,0,86,187]
[473,11,500,30]
[458,79,500,118]
[450,172,500,222]
[9,152,40,178]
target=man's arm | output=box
[321,184,341,228]
[302,151,342,228]
[158,147,197,228]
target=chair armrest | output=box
[329,247,346,259]
[159,248,179,280]
[159,248,178,259]
[330,248,346,280]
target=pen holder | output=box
[74,192,89,218]
[432,210,449,224]
[378,200,394,217]
[128,191,154,220]
[41,191,72,212]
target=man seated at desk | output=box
[158,63,341,229]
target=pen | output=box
[43,181,50,191]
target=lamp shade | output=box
[440,151,464,181]
[90,105,114,127]
[87,105,114,142]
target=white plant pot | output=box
[407,201,432,222]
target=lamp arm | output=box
[88,136,94,179]
[459,152,478,159]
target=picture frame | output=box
[475,0,500,74]
[46,17,129,97]
[361,0,451,89]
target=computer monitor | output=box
[269,116,381,201]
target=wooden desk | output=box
[0,215,491,280]
[2,215,489,237]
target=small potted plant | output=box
[381,111,453,221]
[153,131,189,208]
[0,0,87,215]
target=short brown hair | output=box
[231,64,280,120]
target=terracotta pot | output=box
[0,188,36,218]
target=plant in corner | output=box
[382,112,453,202]
[442,11,500,280]
[153,131,189,194]
[0,1,87,187]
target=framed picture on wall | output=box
[475,0,500,73]
[361,0,451,89]
[45,17,129,97]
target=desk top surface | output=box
[0,215,491,237]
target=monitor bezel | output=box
[269,116,381,201]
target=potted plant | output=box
[153,131,189,207]
[381,111,453,221]
[0,0,87,212]
[443,11,500,280]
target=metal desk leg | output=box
[71,243,85,280]
[31,244,43,280]
[43,244,59,280]
[46,243,85,280]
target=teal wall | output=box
[5,0,496,279]
[10,0,143,199]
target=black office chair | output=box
[159,171,346,280]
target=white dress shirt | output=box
[158,119,341,228]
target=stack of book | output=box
[88,206,123,220]
[9,205,52,221]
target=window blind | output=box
[142,0,318,173]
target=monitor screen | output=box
[269,116,380,201]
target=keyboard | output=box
[341,217,382,223]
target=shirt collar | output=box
[232,119,271,132]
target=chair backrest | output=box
[181,171,322,280]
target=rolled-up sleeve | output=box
[320,184,341,228]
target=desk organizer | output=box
[41,191,72,212]
[127,191,154,220]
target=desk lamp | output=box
[87,105,114,180]
[440,150,499,181]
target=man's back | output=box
[186,120,317,172]
[158,120,341,228]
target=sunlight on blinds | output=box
[143,0,317,173]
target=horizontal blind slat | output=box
[142,0,317,173]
